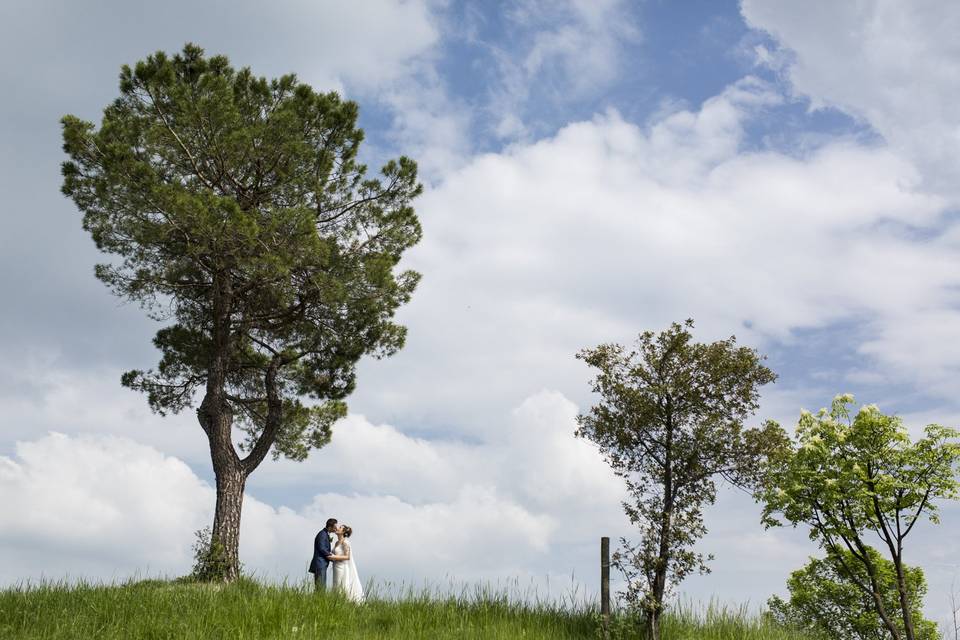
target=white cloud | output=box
[376,64,474,181]
[0,358,624,516]
[255,390,623,511]
[352,76,959,435]
[364,0,642,177]
[5,404,954,620]
[741,0,960,199]
[0,431,557,587]
[0,390,627,591]
[518,0,639,95]
[0,433,211,582]
[483,0,640,140]
[297,487,556,581]
[0,0,441,96]
[0,352,207,466]
[291,0,441,90]
[858,307,960,398]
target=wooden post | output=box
[601,536,610,639]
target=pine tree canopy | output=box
[61,43,423,468]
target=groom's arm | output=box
[318,532,333,560]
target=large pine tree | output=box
[61,44,423,579]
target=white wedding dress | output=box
[332,539,365,603]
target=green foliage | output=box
[767,548,939,640]
[184,527,235,583]
[60,43,423,466]
[577,320,788,637]
[760,395,960,539]
[759,395,960,640]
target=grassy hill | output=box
[1,578,817,639]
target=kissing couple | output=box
[308,517,364,602]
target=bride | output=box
[329,524,364,602]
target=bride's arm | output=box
[328,541,351,561]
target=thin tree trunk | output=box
[868,572,903,640]
[645,503,672,640]
[826,505,903,640]
[950,578,960,640]
[854,538,902,640]
[645,396,675,640]
[867,485,915,640]
[645,611,661,640]
[892,552,915,640]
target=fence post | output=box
[601,536,610,639]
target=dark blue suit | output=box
[308,530,333,590]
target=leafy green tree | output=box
[60,44,423,580]
[767,547,939,640]
[760,395,960,640]
[576,320,788,640]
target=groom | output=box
[308,517,338,592]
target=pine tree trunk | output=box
[200,271,246,581]
[211,462,246,581]
[199,390,246,581]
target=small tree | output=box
[760,395,960,640]
[576,320,788,640]
[187,526,232,583]
[767,547,938,640]
[61,45,423,580]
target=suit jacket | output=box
[308,530,334,574]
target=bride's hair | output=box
[341,525,353,538]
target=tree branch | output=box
[142,84,217,191]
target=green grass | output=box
[0,578,818,639]
[657,600,819,640]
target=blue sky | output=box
[2,0,960,628]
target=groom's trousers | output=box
[314,565,327,592]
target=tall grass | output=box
[0,578,818,639]
[658,599,818,640]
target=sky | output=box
[2,0,960,626]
